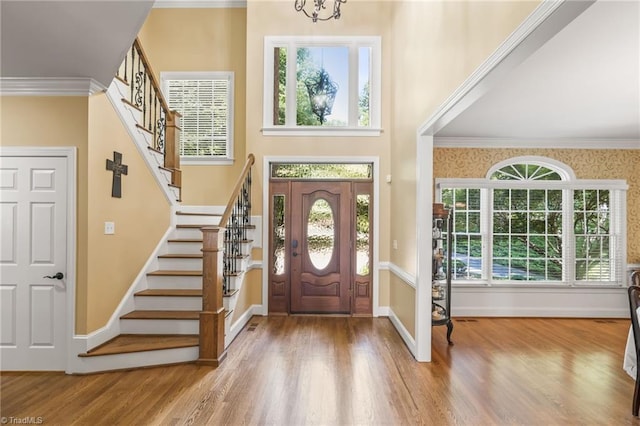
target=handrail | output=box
[220,154,256,227]
[115,37,182,198]
[199,153,255,366]
[131,38,172,116]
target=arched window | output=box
[436,156,627,286]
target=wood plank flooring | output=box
[2,316,638,425]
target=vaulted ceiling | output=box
[435,0,640,143]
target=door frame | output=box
[262,156,380,316]
[0,146,77,372]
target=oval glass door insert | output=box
[307,198,334,270]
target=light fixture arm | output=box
[295,0,347,23]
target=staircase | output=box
[77,207,255,372]
[74,38,255,373]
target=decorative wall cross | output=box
[106,151,128,198]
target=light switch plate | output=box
[104,221,115,235]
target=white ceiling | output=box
[0,0,155,88]
[436,0,640,142]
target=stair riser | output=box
[120,319,198,334]
[166,242,203,255]
[172,227,207,240]
[134,296,202,311]
[175,215,221,226]
[146,275,202,290]
[158,258,202,271]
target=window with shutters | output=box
[161,72,234,164]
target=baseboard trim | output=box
[227,304,262,347]
[388,307,416,357]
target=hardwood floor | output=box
[1,316,638,425]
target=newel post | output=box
[165,111,182,189]
[198,226,227,366]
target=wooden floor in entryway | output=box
[1,316,638,425]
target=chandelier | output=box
[304,68,339,124]
[294,0,347,23]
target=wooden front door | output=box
[290,181,351,313]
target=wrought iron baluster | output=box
[130,47,135,102]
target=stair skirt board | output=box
[107,79,178,206]
[73,346,200,374]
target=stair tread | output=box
[147,270,202,276]
[121,310,200,320]
[224,289,239,297]
[79,334,199,357]
[167,238,203,243]
[158,253,203,259]
[135,289,202,297]
[176,211,222,217]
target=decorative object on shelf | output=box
[294,0,347,23]
[432,203,454,344]
[106,151,128,198]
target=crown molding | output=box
[153,0,246,8]
[0,78,106,96]
[434,137,640,150]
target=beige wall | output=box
[0,96,90,333]
[138,8,248,206]
[245,1,394,313]
[434,147,640,263]
[231,268,263,323]
[86,94,170,333]
[388,1,539,333]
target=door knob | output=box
[44,272,64,280]
[292,252,298,257]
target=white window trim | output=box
[435,157,629,288]
[262,36,382,137]
[161,71,234,165]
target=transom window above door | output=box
[263,36,381,137]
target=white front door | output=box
[1,155,68,370]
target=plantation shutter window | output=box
[162,72,234,164]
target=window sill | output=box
[452,282,625,289]
[261,127,383,137]
[180,157,234,166]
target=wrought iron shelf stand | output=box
[432,204,453,344]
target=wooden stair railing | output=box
[116,38,182,196]
[199,153,255,366]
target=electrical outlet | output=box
[104,222,115,235]
[393,240,398,250]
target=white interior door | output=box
[1,155,68,370]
